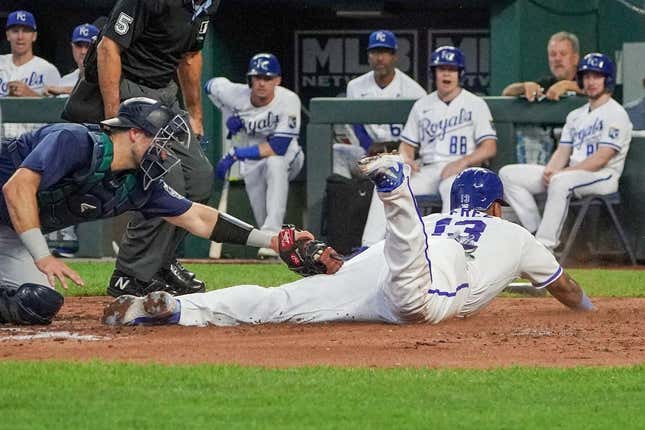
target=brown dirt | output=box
[1,296,644,368]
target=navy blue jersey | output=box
[0,123,192,229]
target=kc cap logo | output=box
[442,51,455,61]
[376,31,387,42]
[80,26,89,36]
[258,59,269,70]
[7,10,37,30]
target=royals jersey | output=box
[346,68,426,142]
[0,54,62,138]
[204,77,301,161]
[422,209,562,317]
[559,98,633,176]
[401,89,497,165]
[0,54,61,97]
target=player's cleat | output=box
[357,153,406,192]
[102,291,180,326]
[107,270,175,298]
[257,247,279,259]
[158,262,206,295]
[51,247,77,258]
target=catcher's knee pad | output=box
[0,283,64,325]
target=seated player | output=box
[205,53,304,258]
[500,53,633,250]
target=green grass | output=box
[62,263,645,298]
[0,362,643,429]
[63,262,301,296]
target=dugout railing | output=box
[306,97,645,262]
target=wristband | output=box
[235,145,261,160]
[246,229,273,249]
[19,228,51,261]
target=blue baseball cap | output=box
[367,30,397,51]
[71,23,99,43]
[6,10,37,31]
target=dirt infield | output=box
[1,297,644,368]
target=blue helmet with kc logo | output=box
[577,52,615,92]
[367,30,397,51]
[247,53,281,79]
[430,46,465,79]
[450,167,508,212]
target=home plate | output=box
[0,328,110,342]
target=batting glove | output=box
[215,152,236,180]
[226,115,244,139]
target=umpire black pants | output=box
[115,78,213,281]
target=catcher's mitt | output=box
[278,225,343,277]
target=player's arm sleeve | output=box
[473,99,498,145]
[268,92,300,155]
[20,130,93,189]
[203,77,234,110]
[102,0,147,50]
[400,102,421,147]
[139,180,193,219]
[518,233,563,289]
[598,111,633,153]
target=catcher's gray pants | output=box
[115,79,213,281]
[0,225,48,287]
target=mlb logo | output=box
[288,115,297,129]
[608,127,619,139]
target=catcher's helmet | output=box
[367,30,397,51]
[101,97,173,136]
[450,167,507,212]
[576,52,615,92]
[430,46,465,78]
[247,53,281,79]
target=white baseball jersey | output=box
[346,68,426,142]
[60,68,80,87]
[0,54,62,138]
[560,98,632,176]
[205,77,301,159]
[0,54,61,97]
[401,89,497,164]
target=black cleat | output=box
[107,270,174,298]
[158,263,206,295]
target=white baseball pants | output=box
[361,162,454,246]
[242,148,304,233]
[177,172,469,326]
[499,164,618,248]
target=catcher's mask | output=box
[102,97,191,190]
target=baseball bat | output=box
[208,175,230,259]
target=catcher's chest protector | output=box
[323,174,374,255]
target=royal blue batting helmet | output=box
[247,53,281,79]
[430,46,465,78]
[576,52,615,92]
[367,30,397,51]
[450,168,507,212]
